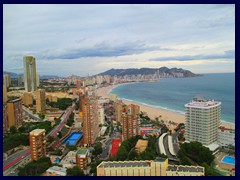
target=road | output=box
[22,107,42,121]
[3,103,76,175]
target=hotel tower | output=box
[185,97,221,146]
[23,56,37,92]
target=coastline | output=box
[96,84,235,130]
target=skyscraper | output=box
[122,104,140,141]
[29,129,46,160]
[7,99,23,129]
[23,56,37,92]
[18,74,24,87]
[185,97,221,146]
[36,89,46,114]
[3,74,11,87]
[22,92,33,106]
[82,97,99,145]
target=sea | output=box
[109,73,235,124]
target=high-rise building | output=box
[122,104,140,141]
[185,97,221,146]
[3,83,8,103]
[22,92,33,106]
[97,157,205,176]
[3,74,11,87]
[36,73,40,87]
[3,103,8,133]
[23,56,37,92]
[36,89,46,114]
[18,74,24,87]
[29,129,46,160]
[7,99,23,129]
[115,101,123,122]
[82,97,99,145]
[98,105,105,125]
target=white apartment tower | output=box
[185,97,221,146]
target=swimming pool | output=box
[54,157,61,163]
[221,156,235,165]
[62,132,83,145]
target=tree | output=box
[18,126,26,133]
[93,142,103,156]
[67,166,85,176]
[10,126,17,134]
[47,136,55,143]
[57,131,62,139]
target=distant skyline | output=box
[3,4,235,77]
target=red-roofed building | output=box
[110,138,121,157]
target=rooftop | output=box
[98,161,151,168]
[185,99,221,109]
[30,129,46,136]
[167,165,204,173]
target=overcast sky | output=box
[3,4,235,77]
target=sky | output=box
[3,4,235,77]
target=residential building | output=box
[135,139,148,153]
[29,129,46,160]
[3,103,8,133]
[23,56,37,92]
[36,73,40,87]
[122,104,140,140]
[18,74,24,87]
[60,151,76,169]
[7,99,23,128]
[22,92,33,106]
[185,97,221,146]
[82,97,99,145]
[115,101,123,122]
[3,74,11,87]
[76,149,89,170]
[98,105,105,125]
[36,89,46,114]
[3,83,7,103]
[97,157,204,176]
[44,166,67,176]
[217,126,235,147]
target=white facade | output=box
[185,98,221,146]
[217,128,235,147]
[46,166,67,176]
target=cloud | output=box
[149,50,235,61]
[37,41,171,60]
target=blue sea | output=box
[110,73,235,124]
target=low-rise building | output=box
[135,139,148,153]
[97,157,205,176]
[60,151,76,169]
[44,166,67,176]
[217,126,235,147]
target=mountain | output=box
[3,71,18,78]
[3,71,61,79]
[98,67,201,77]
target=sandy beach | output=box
[96,85,235,130]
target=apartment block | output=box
[36,89,46,114]
[185,97,221,146]
[122,104,140,140]
[29,129,46,160]
[7,99,23,128]
[97,157,204,176]
[76,149,89,170]
[3,103,8,133]
[82,97,100,145]
[22,92,33,106]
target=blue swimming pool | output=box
[221,156,235,165]
[62,132,83,145]
[54,157,61,163]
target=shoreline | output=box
[97,84,235,130]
